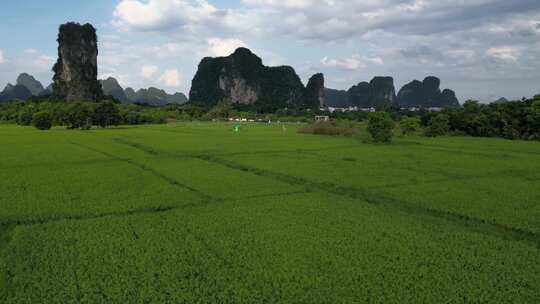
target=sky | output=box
[0,0,539,102]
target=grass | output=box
[298,120,362,137]
[1,122,540,303]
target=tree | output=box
[400,117,421,135]
[65,102,93,129]
[426,114,450,137]
[367,112,394,143]
[205,99,234,120]
[32,111,52,130]
[17,106,35,126]
[93,101,121,128]
[123,111,141,125]
[529,100,540,139]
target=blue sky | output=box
[1,0,540,101]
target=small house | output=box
[315,116,330,122]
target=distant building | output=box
[400,107,444,112]
[315,116,330,122]
[359,107,376,113]
[323,106,376,113]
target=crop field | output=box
[1,122,540,303]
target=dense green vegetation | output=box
[426,113,450,137]
[326,97,540,141]
[421,97,540,140]
[400,116,421,135]
[298,120,361,137]
[31,112,52,130]
[0,101,188,128]
[0,99,313,130]
[0,122,539,303]
[367,112,394,143]
[1,95,539,141]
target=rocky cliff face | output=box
[190,48,262,106]
[43,84,53,96]
[52,22,103,102]
[16,73,44,96]
[345,77,396,108]
[422,76,442,105]
[124,86,188,106]
[326,76,459,108]
[370,77,397,108]
[190,48,309,108]
[0,73,46,101]
[347,82,371,107]
[397,76,459,107]
[396,80,424,107]
[439,89,459,107]
[324,88,348,107]
[100,77,127,102]
[0,84,32,102]
[305,73,326,108]
[125,88,138,101]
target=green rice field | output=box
[1,123,539,303]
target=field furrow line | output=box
[1,206,177,228]
[0,224,18,300]
[240,190,309,200]
[109,138,540,248]
[202,155,540,247]
[114,137,360,159]
[68,141,217,202]
[1,158,129,171]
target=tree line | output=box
[0,96,539,142]
[0,100,182,130]
[304,96,540,143]
[419,97,540,140]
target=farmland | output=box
[1,122,540,303]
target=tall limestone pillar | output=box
[52,22,103,102]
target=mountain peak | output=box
[16,73,44,96]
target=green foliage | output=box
[400,116,421,135]
[0,100,192,129]
[65,102,93,129]
[440,98,540,140]
[17,106,35,126]
[31,111,52,130]
[204,99,235,120]
[426,114,450,137]
[2,95,540,141]
[92,101,121,128]
[122,111,141,125]
[529,100,540,136]
[299,120,360,137]
[367,112,394,143]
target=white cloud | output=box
[159,69,182,87]
[205,38,247,57]
[321,55,364,70]
[141,65,159,78]
[112,0,540,42]
[101,0,540,101]
[100,73,131,87]
[242,0,322,9]
[113,0,217,32]
[24,49,38,55]
[0,49,5,64]
[365,56,384,65]
[320,54,383,70]
[446,49,476,60]
[486,47,520,61]
[36,55,55,69]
